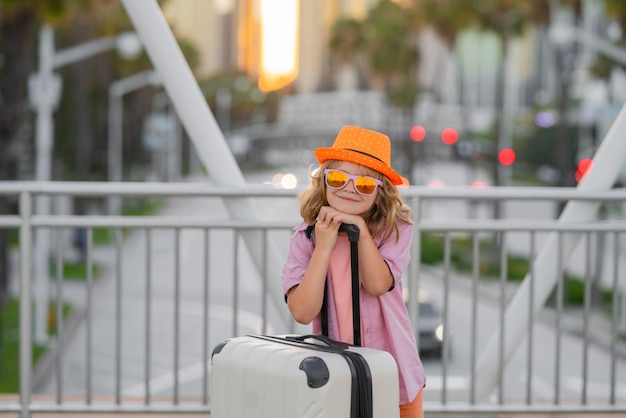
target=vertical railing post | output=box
[19,192,33,418]
[408,195,421,340]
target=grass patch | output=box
[123,198,164,217]
[49,261,102,281]
[93,197,165,246]
[419,232,613,307]
[421,233,529,280]
[0,299,71,393]
[7,230,18,248]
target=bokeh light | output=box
[498,148,516,166]
[576,158,593,183]
[427,179,445,188]
[271,173,283,188]
[281,173,298,189]
[535,111,555,128]
[410,125,426,142]
[441,128,458,145]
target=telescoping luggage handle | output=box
[323,223,361,346]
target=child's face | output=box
[325,161,380,216]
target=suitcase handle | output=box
[286,334,350,350]
[338,223,359,242]
[338,223,361,346]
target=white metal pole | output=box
[107,70,160,215]
[31,26,58,344]
[577,31,626,66]
[107,92,123,216]
[120,0,292,327]
[29,27,142,345]
[52,37,116,69]
[19,192,33,418]
[475,102,626,399]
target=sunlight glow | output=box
[258,0,299,91]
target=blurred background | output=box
[3,0,626,311]
[2,0,625,187]
[0,0,625,401]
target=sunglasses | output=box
[324,169,383,196]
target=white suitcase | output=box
[210,334,399,418]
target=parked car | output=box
[416,301,448,358]
[404,289,450,359]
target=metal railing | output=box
[1,181,625,416]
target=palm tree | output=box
[329,1,422,103]
[328,17,367,89]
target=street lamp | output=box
[107,70,161,215]
[28,25,141,344]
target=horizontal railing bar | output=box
[423,403,626,414]
[407,187,626,201]
[18,402,625,414]
[28,403,211,413]
[2,181,626,201]
[28,216,301,229]
[6,216,626,232]
[419,220,626,232]
[0,181,299,197]
[0,216,21,227]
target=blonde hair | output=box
[299,160,412,242]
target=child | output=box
[281,125,425,417]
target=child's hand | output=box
[317,206,364,228]
[315,206,363,249]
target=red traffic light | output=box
[441,128,458,145]
[498,148,516,166]
[577,158,593,174]
[576,158,593,182]
[410,125,426,142]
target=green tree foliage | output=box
[199,71,281,131]
[329,0,421,108]
[589,0,626,79]
[329,17,366,62]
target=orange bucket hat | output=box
[315,126,403,185]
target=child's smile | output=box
[326,161,378,215]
